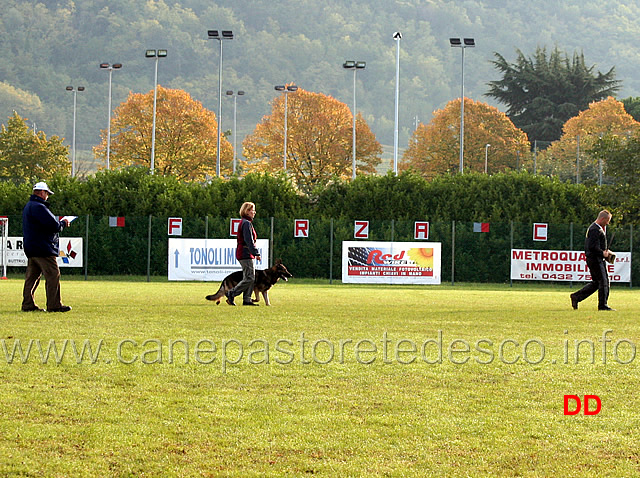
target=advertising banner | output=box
[342,241,441,284]
[6,237,83,267]
[511,249,631,282]
[168,238,269,281]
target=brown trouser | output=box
[22,256,63,311]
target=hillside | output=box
[1,0,639,169]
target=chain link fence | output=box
[2,215,637,285]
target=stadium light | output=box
[65,86,85,177]
[343,60,366,180]
[450,37,475,174]
[274,85,298,171]
[99,62,122,169]
[145,49,167,174]
[208,30,234,177]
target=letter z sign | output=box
[354,221,369,239]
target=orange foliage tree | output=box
[93,86,232,180]
[401,98,530,178]
[538,97,640,183]
[243,88,381,193]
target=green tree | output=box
[486,47,621,144]
[590,133,640,223]
[621,97,640,122]
[0,111,69,181]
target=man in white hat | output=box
[21,181,72,312]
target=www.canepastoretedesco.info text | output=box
[0,330,635,372]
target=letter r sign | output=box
[294,219,309,238]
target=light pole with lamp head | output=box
[208,30,234,177]
[484,143,490,174]
[99,62,122,169]
[393,31,402,175]
[274,85,298,171]
[65,86,84,177]
[145,49,167,175]
[449,37,475,174]
[226,90,245,174]
[343,60,366,180]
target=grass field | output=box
[1,277,639,477]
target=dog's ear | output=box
[275,258,282,265]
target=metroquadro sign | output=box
[511,249,631,282]
[168,238,269,281]
[6,237,83,267]
[342,241,441,284]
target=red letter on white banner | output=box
[533,223,548,241]
[294,219,309,238]
[230,218,242,237]
[414,221,429,240]
[168,217,183,236]
[354,221,369,239]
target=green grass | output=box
[1,278,639,476]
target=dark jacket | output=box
[22,194,65,258]
[585,222,607,260]
[235,217,259,260]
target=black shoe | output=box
[598,306,616,311]
[48,305,72,313]
[242,301,259,306]
[570,294,578,310]
[225,291,236,306]
[22,306,45,312]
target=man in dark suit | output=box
[570,210,615,311]
[21,182,72,313]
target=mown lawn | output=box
[0,278,639,476]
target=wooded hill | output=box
[2,0,639,163]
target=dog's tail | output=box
[205,283,226,304]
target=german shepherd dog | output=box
[205,259,292,306]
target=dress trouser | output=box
[231,259,255,303]
[573,256,609,308]
[22,256,63,311]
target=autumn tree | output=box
[487,47,620,143]
[537,97,640,183]
[0,111,69,181]
[94,86,232,181]
[243,88,382,193]
[401,98,530,178]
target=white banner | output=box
[511,249,631,282]
[342,241,441,284]
[168,238,269,281]
[6,237,83,267]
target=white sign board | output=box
[168,238,269,281]
[342,241,441,284]
[511,249,631,282]
[6,237,84,267]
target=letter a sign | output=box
[414,221,429,240]
[354,221,369,239]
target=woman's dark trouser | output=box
[231,259,255,304]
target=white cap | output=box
[33,181,54,195]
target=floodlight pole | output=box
[99,62,122,169]
[393,32,402,176]
[450,38,475,174]
[343,61,366,180]
[66,86,84,177]
[208,30,234,177]
[145,49,167,174]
